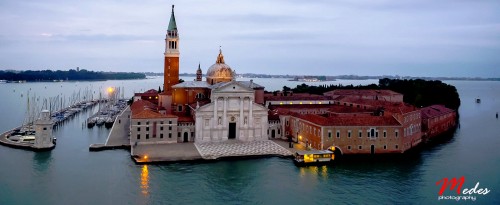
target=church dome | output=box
[206,49,235,85]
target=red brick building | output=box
[421,105,457,141]
[269,90,424,154]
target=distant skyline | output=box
[1,0,499,78]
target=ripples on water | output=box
[0,79,499,204]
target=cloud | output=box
[0,0,499,77]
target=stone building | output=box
[33,110,55,149]
[195,81,268,142]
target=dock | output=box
[89,106,131,151]
[0,99,99,151]
[90,106,308,163]
[0,128,55,151]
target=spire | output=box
[216,48,225,64]
[168,5,177,31]
[196,62,202,81]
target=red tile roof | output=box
[130,100,157,113]
[324,89,402,97]
[132,109,168,119]
[130,100,177,119]
[173,114,195,123]
[420,105,455,119]
[290,112,401,127]
[265,94,331,101]
[134,89,159,96]
[333,96,417,114]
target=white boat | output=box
[18,135,36,143]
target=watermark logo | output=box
[436,176,490,202]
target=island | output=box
[0,69,146,82]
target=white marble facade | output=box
[195,81,268,142]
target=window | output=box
[395,130,399,138]
[169,120,172,124]
[178,105,183,112]
[43,127,47,130]
[146,127,149,131]
[137,134,140,140]
[348,131,351,138]
[395,145,399,149]
[146,121,149,125]
[169,126,172,130]
[138,122,141,125]
[161,121,164,124]
[370,129,375,137]
[137,127,141,132]
[178,132,181,138]
[383,131,387,138]
[146,134,149,139]
[347,145,351,150]
[358,145,362,150]
[328,131,332,138]
[278,129,280,134]
[286,120,289,126]
[169,133,172,138]
[359,131,362,138]
[160,134,163,138]
[336,131,340,138]
[384,145,387,150]
[160,126,164,131]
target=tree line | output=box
[0,69,146,81]
[275,78,460,110]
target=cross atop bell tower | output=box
[163,5,180,93]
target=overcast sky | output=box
[1,0,499,77]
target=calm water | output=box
[0,78,499,205]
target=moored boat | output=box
[293,149,334,166]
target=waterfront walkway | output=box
[194,140,293,160]
[132,140,293,163]
[89,106,130,151]
[133,143,202,163]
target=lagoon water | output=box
[0,78,499,204]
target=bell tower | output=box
[164,5,179,93]
[196,63,202,81]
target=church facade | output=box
[195,81,268,142]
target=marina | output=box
[0,85,128,151]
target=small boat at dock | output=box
[104,117,114,128]
[96,118,105,126]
